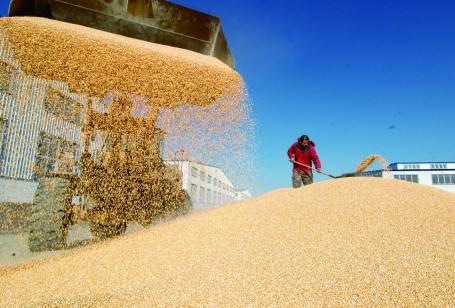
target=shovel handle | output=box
[288,159,337,179]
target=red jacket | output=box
[287,140,321,173]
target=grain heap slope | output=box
[1,177,454,306]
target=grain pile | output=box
[356,154,389,173]
[1,177,454,306]
[0,204,31,233]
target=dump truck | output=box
[5,0,236,251]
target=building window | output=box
[199,186,205,204]
[190,184,197,201]
[35,133,77,177]
[44,87,82,125]
[0,62,12,93]
[200,171,206,182]
[207,189,212,204]
[393,174,419,183]
[207,175,212,184]
[431,163,448,170]
[403,164,420,170]
[214,178,217,186]
[0,118,7,161]
[432,174,455,185]
[191,166,198,177]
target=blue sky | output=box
[1,1,455,195]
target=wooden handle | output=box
[288,159,336,179]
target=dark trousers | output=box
[292,169,313,188]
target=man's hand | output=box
[316,168,321,173]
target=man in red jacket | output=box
[287,134,322,187]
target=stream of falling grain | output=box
[0,16,256,258]
[356,154,389,173]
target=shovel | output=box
[288,160,339,179]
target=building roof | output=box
[390,161,455,165]
[165,159,221,170]
[388,162,455,171]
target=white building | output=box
[234,189,252,201]
[165,160,250,211]
[359,162,455,193]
